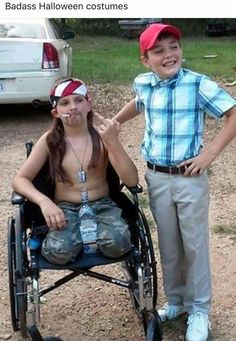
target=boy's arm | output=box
[179,106,236,176]
[12,133,66,229]
[114,98,139,124]
[95,113,139,187]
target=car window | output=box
[47,20,62,39]
[0,22,46,39]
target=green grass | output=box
[71,35,142,84]
[182,36,236,81]
[71,35,236,84]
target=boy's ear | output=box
[141,55,150,69]
[51,108,59,118]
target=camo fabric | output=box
[41,197,131,265]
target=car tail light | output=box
[42,43,59,69]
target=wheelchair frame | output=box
[8,141,162,340]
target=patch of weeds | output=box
[138,194,149,209]
[207,166,214,177]
[162,313,187,339]
[214,223,236,240]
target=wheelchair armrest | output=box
[11,191,26,205]
[122,183,143,195]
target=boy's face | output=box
[51,94,91,125]
[141,36,182,79]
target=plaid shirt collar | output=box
[150,68,183,88]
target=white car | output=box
[0,18,75,106]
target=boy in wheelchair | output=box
[12,77,139,265]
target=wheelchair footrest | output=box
[27,325,64,341]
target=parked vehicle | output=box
[0,18,75,106]
[205,19,232,37]
[118,18,162,39]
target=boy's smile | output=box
[142,37,182,80]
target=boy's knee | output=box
[41,230,82,265]
[97,230,131,258]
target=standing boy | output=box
[114,23,236,341]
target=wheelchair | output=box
[8,141,163,340]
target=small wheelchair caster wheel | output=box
[145,309,163,341]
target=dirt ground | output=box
[0,83,235,341]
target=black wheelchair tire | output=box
[14,207,28,338]
[138,207,158,307]
[8,217,18,332]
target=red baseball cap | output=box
[140,23,181,55]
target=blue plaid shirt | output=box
[134,68,236,166]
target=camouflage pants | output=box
[41,197,131,265]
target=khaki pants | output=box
[145,169,211,314]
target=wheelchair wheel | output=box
[125,206,158,318]
[8,217,18,332]
[8,207,28,338]
[124,259,144,316]
[144,309,163,341]
[138,207,157,303]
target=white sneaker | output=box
[158,303,185,322]
[186,312,211,341]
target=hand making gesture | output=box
[95,113,121,148]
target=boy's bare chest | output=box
[63,143,92,173]
[62,141,106,183]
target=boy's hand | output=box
[39,198,66,230]
[178,151,215,176]
[95,112,121,147]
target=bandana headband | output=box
[50,79,88,108]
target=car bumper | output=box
[0,70,65,104]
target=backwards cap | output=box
[140,23,181,55]
[50,78,88,108]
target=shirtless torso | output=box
[55,133,109,203]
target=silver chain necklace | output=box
[66,135,89,183]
